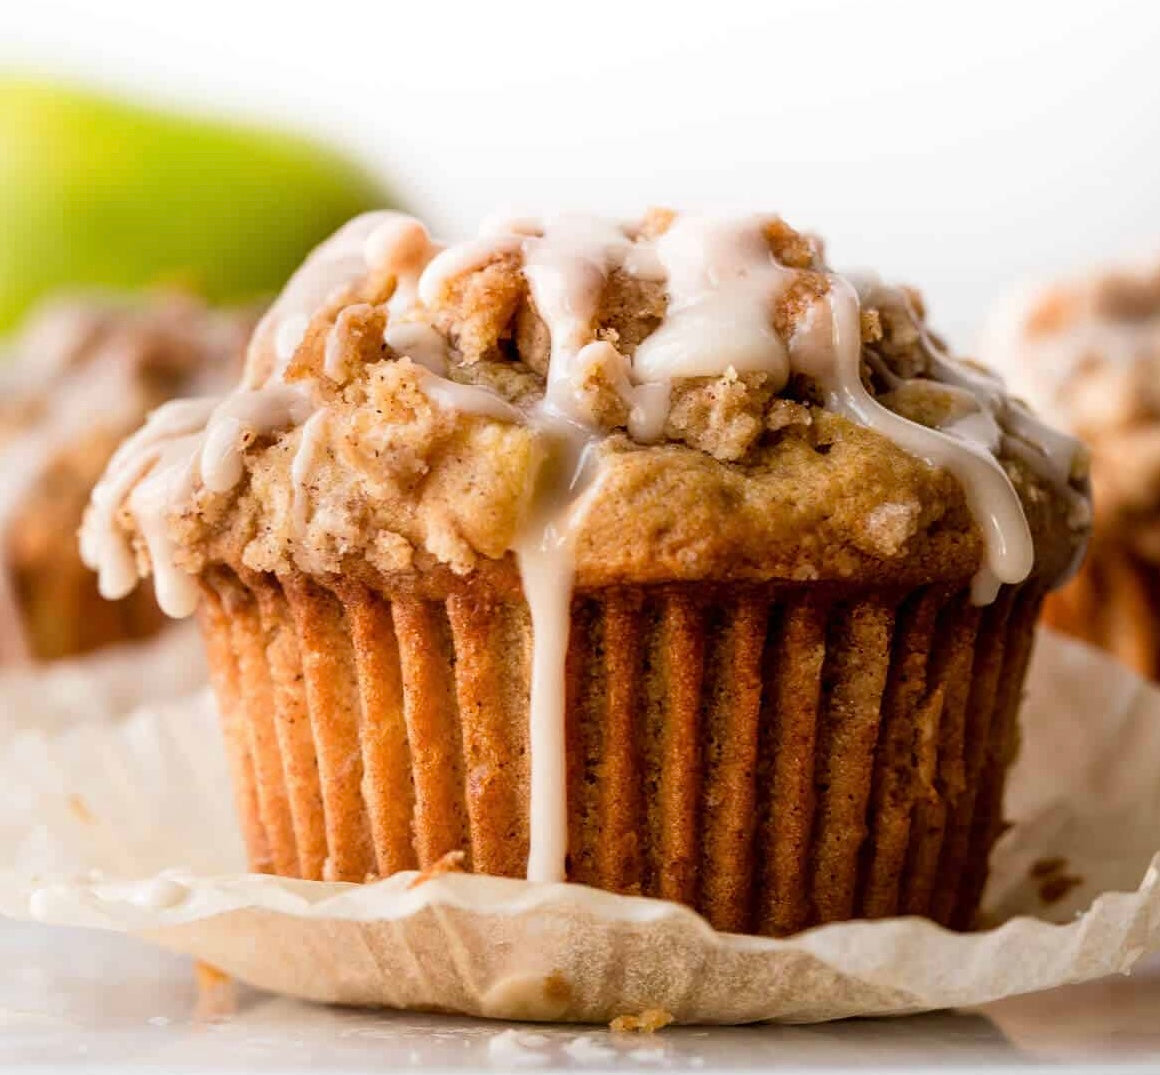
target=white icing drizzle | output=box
[384,322,449,374]
[859,277,1090,590]
[368,215,441,318]
[517,439,601,883]
[418,236,525,307]
[291,411,330,533]
[256,212,418,383]
[797,276,1035,604]
[81,214,417,616]
[632,216,793,382]
[199,385,314,493]
[82,386,313,617]
[81,209,1083,888]
[82,398,218,616]
[419,372,525,424]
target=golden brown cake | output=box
[82,210,1089,935]
[0,293,253,662]
[983,260,1160,679]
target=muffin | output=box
[81,210,1089,935]
[0,293,253,663]
[982,261,1160,678]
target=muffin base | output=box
[198,567,1042,936]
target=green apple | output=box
[0,78,395,333]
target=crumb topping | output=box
[83,211,1088,613]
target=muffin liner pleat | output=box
[199,568,1044,936]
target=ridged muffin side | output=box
[199,562,1041,935]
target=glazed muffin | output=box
[0,293,253,662]
[983,261,1160,678]
[82,211,1088,935]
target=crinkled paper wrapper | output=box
[0,627,1157,1024]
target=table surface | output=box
[1,919,1157,1073]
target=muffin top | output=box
[983,258,1160,557]
[81,210,1090,616]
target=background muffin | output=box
[83,211,1088,936]
[0,293,253,662]
[983,260,1160,678]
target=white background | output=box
[3,0,1159,345]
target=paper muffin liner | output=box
[0,627,1157,1024]
[194,567,1044,937]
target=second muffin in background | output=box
[0,293,254,662]
[983,260,1160,678]
[81,210,1089,937]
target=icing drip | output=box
[199,385,314,493]
[861,278,1091,589]
[517,438,601,883]
[384,323,449,374]
[795,277,1034,604]
[419,214,681,879]
[81,212,418,616]
[291,411,330,533]
[81,209,1083,889]
[632,216,793,381]
[258,212,429,383]
[445,216,636,881]
[419,373,525,424]
[82,386,313,617]
[82,398,218,616]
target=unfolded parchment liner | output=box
[0,626,1156,1024]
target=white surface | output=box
[1,918,1158,1072]
[4,0,1160,344]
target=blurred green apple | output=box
[0,78,395,333]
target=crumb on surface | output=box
[193,960,236,1022]
[609,1008,674,1033]
[407,849,467,889]
[67,793,94,824]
